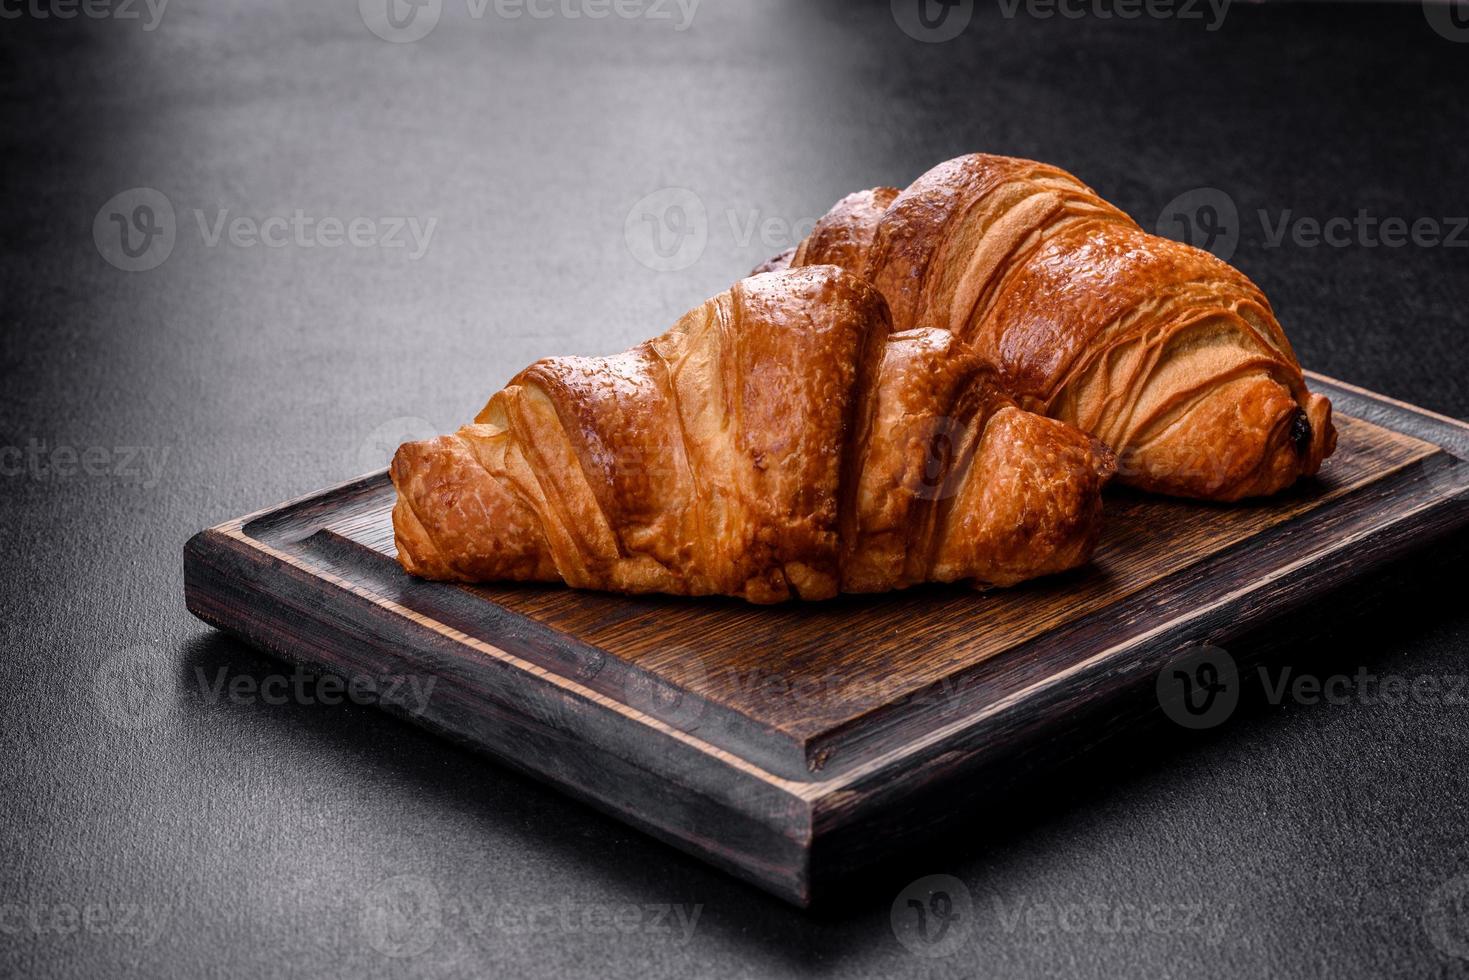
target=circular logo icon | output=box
[1426,874,1469,959]
[357,416,439,476]
[360,874,442,958]
[623,652,709,731]
[1156,644,1239,730]
[1424,0,1469,42]
[94,188,176,272]
[623,188,708,272]
[574,648,607,682]
[360,0,442,43]
[910,416,970,501]
[93,645,177,730]
[520,686,589,738]
[1155,187,1240,262]
[890,0,973,43]
[891,874,973,957]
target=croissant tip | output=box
[1306,392,1337,468]
[388,437,430,490]
[388,444,408,487]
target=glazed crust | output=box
[392,266,1113,602]
[780,154,1337,501]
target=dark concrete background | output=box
[3,1,1469,977]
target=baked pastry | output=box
[391,266,1113,602]
[763,154,1336,501]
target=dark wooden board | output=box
[183,374,1469,906]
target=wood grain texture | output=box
[184,375,1469,906]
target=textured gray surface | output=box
[3,1,1469,977]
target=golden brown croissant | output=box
[391,266,1114,603]
[766,154,1336,501]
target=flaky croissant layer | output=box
[393,267,1113,603]
[768,154,1336,501]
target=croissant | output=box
[391,266,1114,603]
[764,154,1337,501]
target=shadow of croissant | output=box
[173,519,1469,969]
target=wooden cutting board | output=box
[184,373,1469,906]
